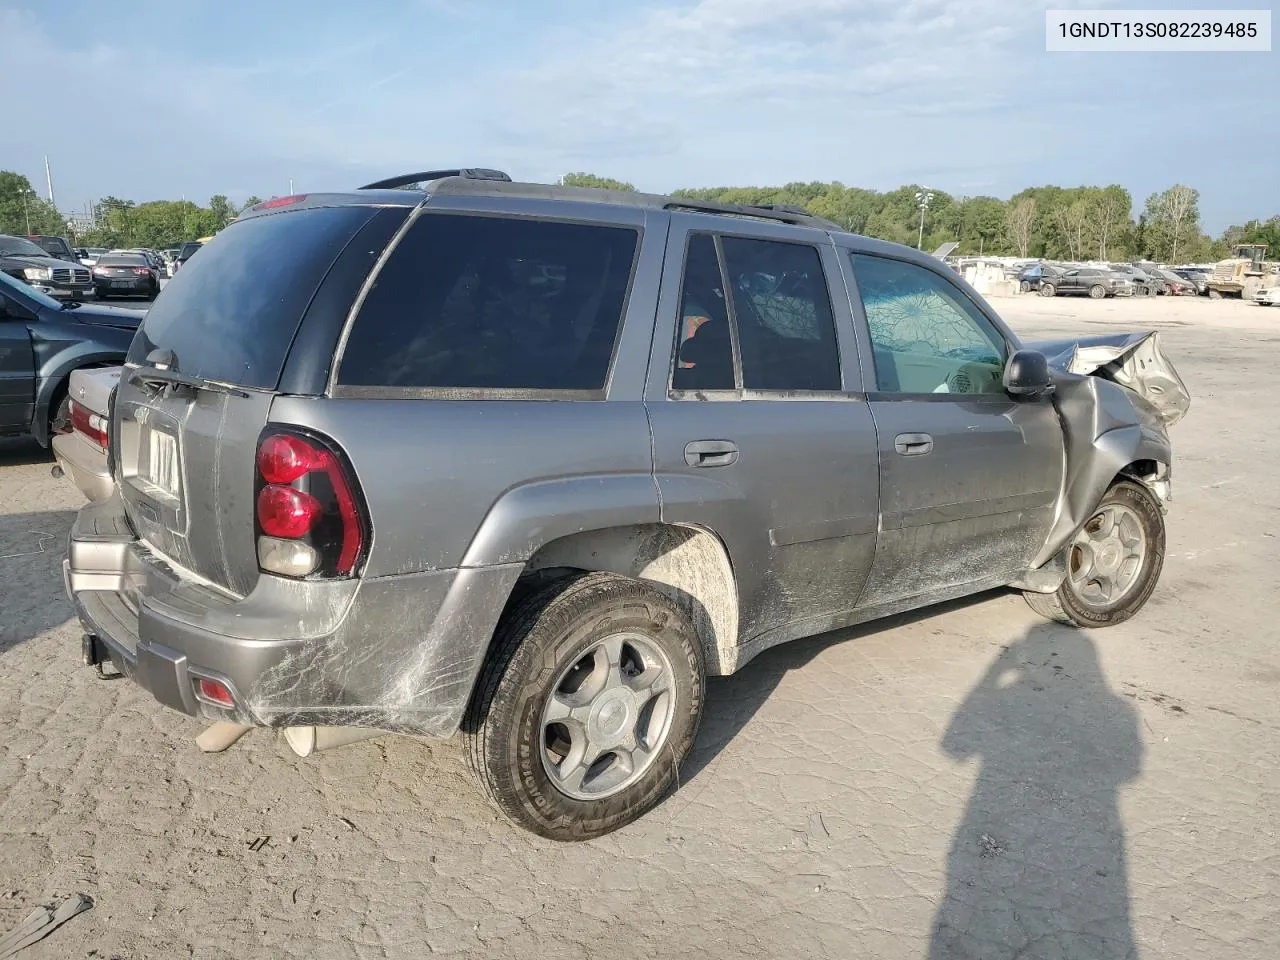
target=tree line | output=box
[3,167,1276,263]
[563,173,1277,264]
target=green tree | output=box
[957,196,1008,254]
[559,173,636,191]
[0,170,64,236]
[209,194,235,230]
[1143,184,1201,262]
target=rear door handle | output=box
[684,439,739,468]
[894,433,933,456]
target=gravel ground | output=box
[1,295,1277,959]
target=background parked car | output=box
[1255,282,1280,306]
[1017,263,1064,293]
[51,366,120,502]
[0,234,95,299]
[1172,267,1211,295]
[0,270,142,444]
[1152,267,1194,295]
[27,235,78,262]
[1040,267,1133,298]
[171,239,203,272]
[92,252,161,299]
[1109,264,1162,296]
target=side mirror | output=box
[1004,350,1054,397]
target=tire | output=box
[1039,282,1056,297]
[1019,280,1032,293]
[464,572,705,841]
[1024,480,1165,628]
[49,391,72,438]
[1088,284,1106,299]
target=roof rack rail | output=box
[662,199,840,231]
[359,168,512,190]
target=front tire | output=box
[1024,480,1165,628]
[464,572,705,841]
[1089,284,1106,299]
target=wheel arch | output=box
[518,523,741,677]
[32,351,124,444]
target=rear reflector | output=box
[196,678,234,708]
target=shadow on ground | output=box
[0,509,78,654]
[685,591,1002,781]
[928,624,1141,959]
[0,438,54,468]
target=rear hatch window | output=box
[128,205,378,389]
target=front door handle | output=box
[894,433,933,456]
[684,439,739,468]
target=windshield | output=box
[0,237,51,258]
[178,242,201,258]
[129,205,379,389]
[0,268,62,310]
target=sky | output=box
[1,0,1275,232]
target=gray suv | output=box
[65,170,1189,839]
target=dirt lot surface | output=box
[1,295,1277,959]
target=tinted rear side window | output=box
[129,206,376,389]
[336,213,639,392]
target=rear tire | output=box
[1019,280,1032,293]
[1024,481,1165,628]
[1039,282,1056,297]
[464,572,705,841]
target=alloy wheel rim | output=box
[539,632,676,801]
[1067,503,1147,607]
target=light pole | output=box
[915,189,934,250]
[21,189,32,234]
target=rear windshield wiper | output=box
[128,365,250,400]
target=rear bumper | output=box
[51,430,113,503]
[65,494,522,737]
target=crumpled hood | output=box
[1024,331,1190,427]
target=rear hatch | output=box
[114,203,395,596]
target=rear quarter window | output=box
[336,212,639,394]
[128,206,377,389]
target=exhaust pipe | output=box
[283,725,384,758]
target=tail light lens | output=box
[132,267,150,275]
[69,400,109,449]
[254,429,367,579]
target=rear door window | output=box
[336,213,639,393]
[128,205,377,389]
[720,237,841,392]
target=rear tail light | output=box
[132,267,150,275]
[254,429,367,579]
[69,400,108,449]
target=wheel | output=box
[1039,282,1056,297]
[1208,289,1223,300]
[1019,280,1032,293]
[464,572,705,841]
[1089,284,1106,299]
[49,391,72,438]
[1024,480,1165,628]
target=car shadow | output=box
[0,509,78,655]
[928,624,1141,959]
[0,438,54,467]
[684,590,1003,781]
